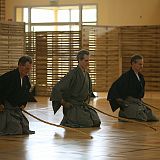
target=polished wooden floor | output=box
[1,92,160,160]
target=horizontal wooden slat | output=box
[0,0,5,21]
[0,21,25,75]
[121,25,160,91]
[82,26,121,92]
[26,31,81,96]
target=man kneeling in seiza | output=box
[50,50,101,128]
[107,54,159,122]
[0,55,35,135]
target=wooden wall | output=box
[26,31,81,96]
[121,26,160,91]
[0,21,25,75]
[0,0,5,21]
[1,23,160,95]
[25,25,160,96]
[82,26,121,92]
[26,27,121,95]
[82,25,160,92]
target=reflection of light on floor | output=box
[14,92,160,160]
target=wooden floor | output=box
[1,92,160,160]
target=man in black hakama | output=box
[0,55,35,135]
[107,54,158,122]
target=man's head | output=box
[77,49,90,70]
[130,54,143,73]
[18,55,32,77]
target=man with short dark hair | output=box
[0,55,35,135]
[50,50,101,127]
[107,54,159,121]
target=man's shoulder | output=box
[68,66,79,74]
[61,67,77,80]
[119,70,130,78]
[0,68,17,77]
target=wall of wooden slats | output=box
[82,25,160,92]
[26,25,160,95]
[0,21,25,75]
[26,31,81,96]
[0,0,5,21]
[82,26,121,92]
[1,23,160,96]
[26,28,121,95]
[25,32,36,87]
[121,26,160,91]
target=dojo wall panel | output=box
[82,26,121,92]
[121,26,160,91]
[0,0,5,21]
[26,31,81,96]
[0,21,25,75]
[1,24,160,96]
[26,25,160,96]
